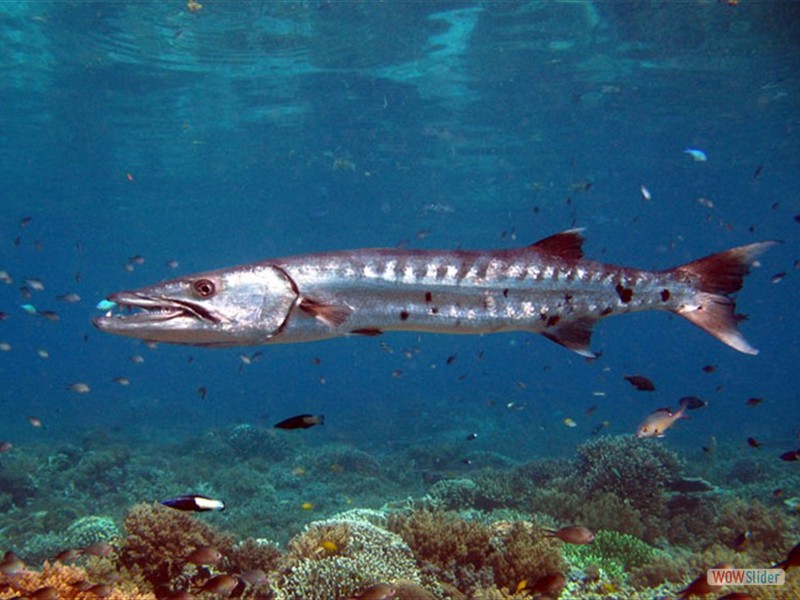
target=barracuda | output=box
[93,230,775,356]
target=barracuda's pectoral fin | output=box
[540,317,598,358]
[299,297,353,328]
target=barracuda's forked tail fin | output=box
[672,241,779,355]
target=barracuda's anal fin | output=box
[540,316,598,358]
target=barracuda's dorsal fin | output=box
[541,316,598,358]
[530,228,585,260]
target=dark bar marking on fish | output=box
[400,310,409,321]
[424,291,432,302]
[661,289,671,302]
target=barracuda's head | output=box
[93,264,298,346]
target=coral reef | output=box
[564,529,659,582]
[226,423,293,461]
[63,516,121,549]
[0,560,155,599]
[388,510,564,596]
[118,502,236,587]
[279,516,424,599]
[574,434,683,514]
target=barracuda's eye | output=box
[192,279,216,298]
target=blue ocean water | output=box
[0,1,798,594]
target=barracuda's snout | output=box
[93,264,298,347]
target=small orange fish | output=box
[199,574,238,595]
[347,583,397,600]
[543,525,595,545]
[677,563,733,598]
[0,551,25,576]
[636,397,691,438]
[771,541,800,570]
[185,545,222,566]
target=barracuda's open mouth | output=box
[97,293,221,325]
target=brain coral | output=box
[279,516,424,600]
[64,515,121,549]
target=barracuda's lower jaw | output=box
[109,308,187,323]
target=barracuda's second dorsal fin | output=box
[540,316,598,358]
[530,228,585,260]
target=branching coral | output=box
[388,510,563,596]
[0,560,155,599]
[118,502,235,588]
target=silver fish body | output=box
[93,230,775,356]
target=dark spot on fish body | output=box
[546,315,560,327]
[599,307,613,316]
[424,291,432,302]
[615,283,633,303]
[430,306,439,315]
[400,310,409,321]
[661,289,671,302]
[502,288,509,298]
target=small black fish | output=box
[624,374,656,391]
[745,397,763,407]
[161,494,225,512]
[466,432,478,441]
[747,437,762,449]
[274,414,324,430]
[753,164,764,180]
[732,530,751,552]
[771,272,786,284]
[779,449,800,462]
[197,386,207,399]
[680,396,708,410]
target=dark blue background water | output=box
[1,2,798,465]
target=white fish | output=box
[640,185,652,201]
